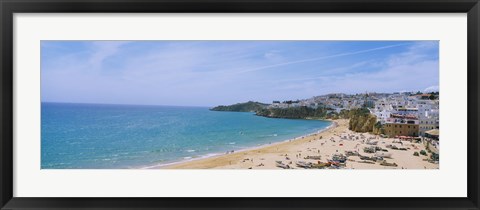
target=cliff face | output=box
[255,106,327,119]
[212,102,378,133]
[348,108,377,133]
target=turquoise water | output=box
[41,103,331,169]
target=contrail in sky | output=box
[236,43,410,74]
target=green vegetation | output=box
[425,141,433,153]
[211,102,329,119]
[211,102,378,135]
[255,106,328,119]
[212,103,379,134]
[420,150,427,156]
[413,152,419,156]
[428,91,439,100]
[325,109,350,119]
[372,121,384,135]
[210,101,269,112]
[282,100,301,104]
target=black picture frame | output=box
[1,0,479,209]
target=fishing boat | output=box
[276,161,290,169]
[304,155,322,160]
[345,150,360,156]
[311,162,330,169]
[329,153,347,163]
[379,160,398,167]
[296,161,313,169]
[375,152,392,158]
[359,155,378,161]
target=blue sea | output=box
[41,102,332,169]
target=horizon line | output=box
[42,90,439,108]
[41,101,214,108]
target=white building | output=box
[416,100,439,136]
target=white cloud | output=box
[424,85,439,92]
[263,50,283,60]
[267,41,439,95]
[88,41,131,68]
[234,43,409,74]
[42,41,439,106]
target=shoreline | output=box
[154,119,438,169]
[141,119,336,169]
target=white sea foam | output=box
[260,133,278,137]
[139,152,225,169]
[138,122,337,169]
[136,120,334,170]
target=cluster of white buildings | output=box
[371,93,439,137]
[269,93,377,112]
[269,92,440,138]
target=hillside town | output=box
[171,91,440,170]
[269,91,440,154]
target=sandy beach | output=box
[158,119,438,169]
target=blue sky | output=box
[41,41,439,107]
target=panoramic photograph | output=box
[41,40,439,169]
